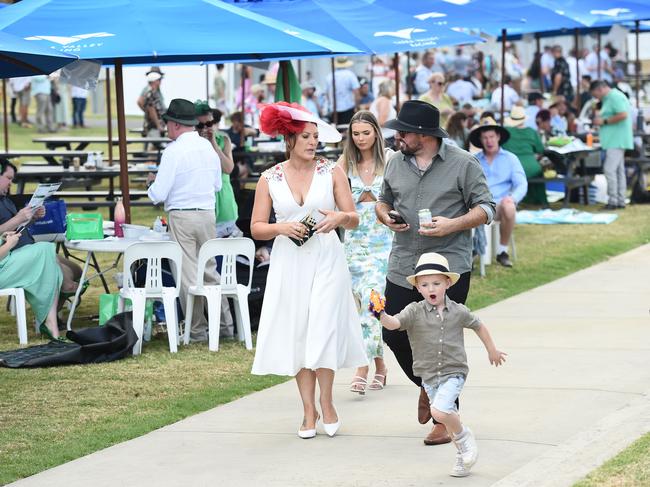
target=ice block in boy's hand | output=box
[368,289,386,320]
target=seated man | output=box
[469,119,527,268]
[0,159,82,293]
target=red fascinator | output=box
[259,102,310,137]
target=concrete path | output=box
[10,245,650,487]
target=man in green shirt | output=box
[590,80,633,209]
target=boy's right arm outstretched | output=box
[369,289,401,330]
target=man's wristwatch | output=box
[603,118,608,125]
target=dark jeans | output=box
[333,108,355,125]
[383,271,471,420]
[72,97,87,127]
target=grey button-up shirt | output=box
[396,296,481,385]
[379,140,496,288]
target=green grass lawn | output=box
[1,123,649,484]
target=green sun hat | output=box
[194,99,212,116]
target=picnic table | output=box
[532,141,600,207]
[32,136,170,151]
[0,150,95,165]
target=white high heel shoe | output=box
[298,413,319,439]
[321,408,340,437]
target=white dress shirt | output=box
[148,131,221,211]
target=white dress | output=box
[251,158,368,376]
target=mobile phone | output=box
[388,210,405,224]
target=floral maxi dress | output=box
[344,172,393,361]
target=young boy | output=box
[370,252,506,477]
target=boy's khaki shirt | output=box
[396,296,480,386]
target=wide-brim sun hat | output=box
[469,116,510,149]
[406,252,460,287]
[334,56,354,68]
[384,100,449,138]
[162,98,198,126]
[259,102,341,144]
[504,105,527,128]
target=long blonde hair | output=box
[342,110,386,177]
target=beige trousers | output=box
[168,210,233,339]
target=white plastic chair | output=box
[118,241,183,355]
[0,288,27,345]
[183,238,255,352]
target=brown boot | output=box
[423,423,452,446]
[418,387,432,424]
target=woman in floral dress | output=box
[338,110,393,394]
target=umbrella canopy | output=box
[0,0,363,63]
[368,0,584,38]
[0,30,77,78]
[222,0,482,54]
[529,0,650,28]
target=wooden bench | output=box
[529,175,594,207]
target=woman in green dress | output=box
[0,231,63,338]
[503,106,547,206]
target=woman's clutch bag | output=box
[289,211,319,246]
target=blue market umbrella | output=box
[0,0,364,221]
[529,0,650,28]
[0,0,362,64]
[225,0,482,54]
[0,30,77,77]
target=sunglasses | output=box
[430,81,444,86]
[196,120,215,130]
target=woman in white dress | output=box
[251,102,367,439]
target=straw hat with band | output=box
[334,57,354,68]
[384,100,449,138]
[162,98,198,126]
[504,105,527,128]
[259,101,341,143]
[468,116,510,149]
[406,253,460,287]
[146,66,164,77]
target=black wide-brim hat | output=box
[384,100,449,138]
[162,98,198,126]
[469,117,510,149]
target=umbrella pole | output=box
[115,60,131,224]
[298,59,302,83]
[597,32,602,80]
[500,29,506,125]
[331,58,338,126]
[240,64,245,145]
[407,51,412,100]
[105,67,114,166]
[636,20,643,130]
[206,64,210,101]
[280,61,290,102]
[394,53,400,110]
[535,34,543,93]
[2,79,8,152]
[574,29,581,113]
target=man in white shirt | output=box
[9,77,32,128]
[446,74,480,104]
[326,57,360,125]
[540,45,555,91]
[413,51,436,96]
[490,76,520,112]
[147,98,222,342]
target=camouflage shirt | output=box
[142,87,166,132]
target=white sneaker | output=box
[454,427,478,467]
[450,452,470,477]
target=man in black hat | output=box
[146,98,222,343]
[375,100,496,445]
[470,118,527,268]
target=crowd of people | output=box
[8,74,89,132]
[0,41,639,479]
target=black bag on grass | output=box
[0,312,138,368]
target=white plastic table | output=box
[63,238,141,330]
